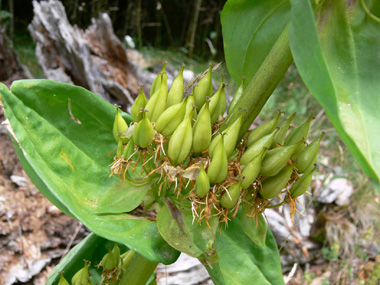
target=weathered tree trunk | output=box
[28,0,139,105]
[0,26,32,86]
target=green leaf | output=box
[206,211,284,285]
[156,199,219,265]
[9,135,75,218]
[289,0,380,181]
[0,80,179,264]
[221,0,291,86]
[47,233,128,284]
[241,207,267,247]
[97,180,152,214]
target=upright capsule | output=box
[193,99,212,155]
[259,164,294,199]
[194,65,213,109]
[271,113,296,148]
[155,100,186,137]
[228,76,245,114]
[208,83,226,124]
[240,128,278,166]
[131,86,147,122]
[123,137,135,159]
[241,149,266,189]
[101,248,117,271]
[150,60,167,96]
[220,181,242,209]
[290,166,316,198]
[195,162,210,198]
[209,113,243,158]
[207,136,228,184]
[58,273,69,285]
[260,141,303,177]
[296,132,325,173]
[72,261,91,285]
[113,107,129,144]
[285,114,313,146]
[168,109,194,165]
[285,114,313,157]
[133,110,155,149]
[145,73,168,122]
[185,94,197,121]
[247,110,282,147]
[167,64,185,108]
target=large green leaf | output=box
[289,0,380,181]
[156,199,219,265]
[97,180,152,214]
[10,135,75,218]
[241,207,267,247]
[206,211,284,285]
[0,80,179,264]
[47,233,128,284]
[221,0,291,86]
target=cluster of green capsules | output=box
[58,244,135,285]
[110,61,324,225]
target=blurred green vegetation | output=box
[12,30,43,78]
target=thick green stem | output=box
[119,252,159,285]
[221,23,293,139]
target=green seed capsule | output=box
[58,273,70,285]
[285,114,313,145]
[259,165,294,199]
[168,110,194,165]
[131,86,147,122]
[271,112,296,148]
[207,136,228,184]
[209,83,226,124]
[217,83,227,119]
[220,181,242,209]
[290,166,316,198]
[247,110,282,147]
[150,61,167,96]
[208,133,222,158]
[116,139,123,157]
[194,65,213,109]
[193,100,212,155]
[167,64,185,108]
[145,73,168,122]
[113,107,129,144]
[285,114,313,157]
[209,113,243,158]
[223,113,243,157]
[123,137,135,159]
[112,243,120,265]
[228,76,245,114]
[260,141,303,177]
[102,248,117,271]
[133,111,155,149]
[241,150,266,189]
[155,100,186,137]
[120,250,136,273]
[240,128,278,166]
[185,94,197,121]
[72,261,91,285]
[296,132,325,173]
[195,162,210,198]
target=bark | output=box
[28,0,138,105]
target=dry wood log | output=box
[28,0,138,105]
